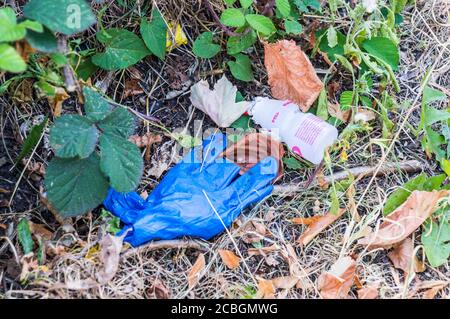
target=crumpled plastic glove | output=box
[103,133,278,247]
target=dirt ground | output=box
[0,0,449,299]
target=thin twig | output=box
[121,239,209,258]
[273,160,423,195]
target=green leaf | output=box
[98,107,135,138]
[227,28,257,54]
[317,29,345,62]
[327,26,338,48]
[50,53,68,67]
[283,157,303,170]
[316,88,328,120]
[193,32,221,59]
[92,28,150,70]
[101,209,121,235]
[0,44,27,73]
[424,106,450,126]
[26,26,58,53]
[16,117,48,164]
[140,8,167,60]
[423,86,446,105]
[17,218,34,255]
[83,87,112,122]
[383,173,446,216]
[441,159,450,177]
[231,114,253,130]
[50,115,99,158]
[227,53,253,82]
[172,132,202,148]
[99,133,143,192]
[45,153,109,217]
[0,7,26,42]
[245,14,276,36]
[284,19,303,35]
[19,20,43,32]
[23,0,96,35]
[221,8,246,27]
[339,91,354,107]
[240,0,254,9]
[224,0,237,5]
[361,37,399,71]
[334,54,354,73]
[276,0,291,17]
[293,0,321,13]
[75,57,98,81]
[422,218,450,267]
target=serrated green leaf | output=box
[140,8,167,60]
[45,153,109,217]
[193,32,221,59]
[424,106,450,126]
[99,133,143,192]
[83,87,112,122]
[26,26,58,53]
[98,107,135,138]
[50,53,68,67]
[362,37,399,71]
[23,0,96,35]
[276,0,291,17]
[227,53,253,82]
[284,19,303,35]
[92,28,150,70]
[339,91,354,107]
[283,157,303,170]
[240,0,254,9]
[221,8,246,27]
[19,20,43,33]
[227,28,257,54]
[245,14,276,36]
[0,44,27,73]
[17,218,34,255]
[50,115,99,158]
[422,218,450,267]
[16,117,48,164]
[441,159,450,177]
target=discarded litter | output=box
[249,97,338,164]
[103,133,278,247]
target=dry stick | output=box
[121,239,208,259]
[273,160,423,195]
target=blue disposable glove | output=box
[103,133,278,247]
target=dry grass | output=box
[0,0,449,299]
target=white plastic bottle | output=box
[248,97,338,165]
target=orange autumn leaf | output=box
[188,253,205,289]
[222,133,285,179]
[264,40,323,112]
[297,209,345,246]
[357,285,379,299]
[291,216,322,226]
[359,190,450,249]
[218,249,241,270]
[387,237,425,274]
[48,87,70,117]
[317,256,356,299]
[256,278,276,299]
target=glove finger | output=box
[203,160,241,190]
[103,188,147,225]
[229,156,278,198]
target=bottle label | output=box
[294,115,326,146]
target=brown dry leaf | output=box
[359,190,450,249]
[222,133,285,179]
[271,276,299,290]
[122,78,144,99]
[264,40,323,112]
[218,249,241,270]
[256,278,276,299]
[16,41,36,63]
[317,256,356,299]
[297,209,346,246]
[147,279,171,299]
[248,244,280,256]
[188,253,205,289]
[291,216,322,226]
[129,132,162,148]
[388,237,425,274]
[357,285,379,299]
[354,108,376,123]
[328,102,351,123]
[422,284,446,299]
[48,88,69,117]
[96,234,125,284]
[28,221,53,241]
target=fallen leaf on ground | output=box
[422,284,446,299]
[129,132,162,148]
[122,78,144,99]
[264,40,323,112]
[96,234,125,284]
[28,221,53,241]
[222,133,285,178]
[239,220,268,244]
[357,284,379,299]
[271,276,299,290]
[328,102,351,123]
[166,22,188,51]
[387,237,425,274]
[358,190,450,249]
[297,209,346,246]
[190,75,250,127]
[248,244,279,256]
[218,249,241,270]
[48,87,69,117]
[317,256,356,299]
[354,108,376,123]
[256,278,276,299]
[147,278,171,299]
[291,216,322,226]
[188,253,205,289]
